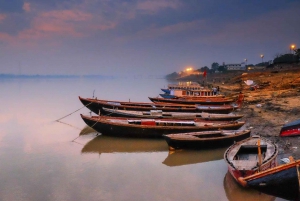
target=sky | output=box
[0,0,299,76]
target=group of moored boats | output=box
[78,82,300,200]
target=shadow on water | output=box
[81,134,168,154]
[223,171,276,201]
[79,125,97,136]
[162,147,227,167]
[79,126,229,167]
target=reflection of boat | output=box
[80,114,245,138]
[162,147,226,167]
[163,130,251,150]
[101,107,244,121]
[223,171,275,201]
[224,136,278,184]
[239,157,300,201]
[81,135,167,154]
[280,119,300,137]
[79,126,96,136]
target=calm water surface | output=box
[0,77,286,201]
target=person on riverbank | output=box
[217,86,220,94]
[212,86,217,95]
[237,92,244,108]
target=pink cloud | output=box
[23,2,31,12]
[0,32,13,42]
[0,13,6,22]
[16,9,95,42]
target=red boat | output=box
[279,119,300,137]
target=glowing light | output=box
[291,44,295,50]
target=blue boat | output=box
[161,88,170,94]
[239,157,300,201]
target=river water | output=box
[0,76,286,201]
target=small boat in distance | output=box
[163,129,251,150]
[161,81,203,94]
[238,157,300,201]
[149,96,234,105]
[101,107,244,121]
[224,136,278,185]
[80,114,245,138]
[279,119,300,137]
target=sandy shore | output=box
[187,65,300,159]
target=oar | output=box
[258,139,262,172]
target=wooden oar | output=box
[258,139,262,172]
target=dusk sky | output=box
[0,0,299,76]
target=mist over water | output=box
[0,77,286,201]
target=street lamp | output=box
[244,59,247,66]
[290,44,296,54]
[260,54,264,63]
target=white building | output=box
[226,62,246,71]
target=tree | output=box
[218,65,227,72]
[294,48,300,57]
[211,62,219,71]
[273,54,298,64]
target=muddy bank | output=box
[204,67,300,159]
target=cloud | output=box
[0,13,6,22]
[120,19,206,42]
[15,10,91,41]
[23,2,31,13]
[137,0,181,14]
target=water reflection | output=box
[79,125,96,136]
[163,147,227,167]
[81,134,168,154]
[223,171,275,201]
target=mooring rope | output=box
[55,102,92,122]
[56,120,82,130]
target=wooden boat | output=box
[224,136,278,184]
[149,96,234,105]
[80,114,245,138]
[160,89,225,98]
[237,157,300,201]
[279,119,300,137]
[79,96,236,115]
[101,107,244,121]
[163,130,251,150]
[161,82,224,97]
[223,172,275,201]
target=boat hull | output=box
[163,130,251,150]
[280,119,300,137]
[102,107,243,121]
[79,97,235,115]
[246,165,300,200]
[81,115,245,138]
[149,96,233,105]
[240,160,300,200]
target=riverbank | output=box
[223,68,300,159]
[184,66,300,159]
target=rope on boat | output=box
[56,120,82,130]
[54,102,92,122]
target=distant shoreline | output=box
[0,74,114,79]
